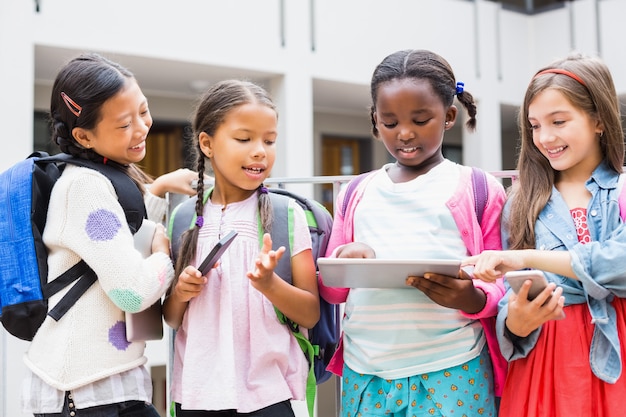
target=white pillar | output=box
[463,93,503,172]
[0,0,35,171]
[269,1,315,199]
[463,0,503,172]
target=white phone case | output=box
[504,270,549,300]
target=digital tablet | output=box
[318,258,462,289]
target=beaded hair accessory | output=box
[259,185,269,194]
[195,216,204,228]
[534,68,586,87]
[61,92,82,117]
[455,82,465,95]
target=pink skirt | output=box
[499,298,626,417]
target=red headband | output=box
[534,68,586,87]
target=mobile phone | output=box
[504,270,549,300]
[197,230,238,275]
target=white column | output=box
[463,93,503,172]
[269,1,315,199]
[0,0,35,171]
[463,0,503,172]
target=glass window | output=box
[486,0,568,14]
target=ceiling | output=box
[34,46,372,117]
[34,46,528,138]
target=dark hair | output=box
[50,52,152,187]
[508,52,624,249]
[369,49,477,137]
[174,80,277,278]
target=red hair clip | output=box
[61,92,82,117]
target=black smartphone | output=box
[197,230,238,275]
[505,270,549,300]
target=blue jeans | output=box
[174,400,295,417]
[34,392,160,417]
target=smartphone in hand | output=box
[504,270,549,300]
[198,230,238,275]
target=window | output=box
[486,0,569,14]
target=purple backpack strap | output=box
[342,168,488,224]
[471,167,488,225]
[618,173,626,221]
[340,172,371,217]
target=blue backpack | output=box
[0,151,146,341]
[168,188,339,417]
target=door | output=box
[321,137,363,213]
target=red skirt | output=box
[499,298,626,417]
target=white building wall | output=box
[3,0,626,416]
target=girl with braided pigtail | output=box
[163,80,319,417]
[319,49,506,417]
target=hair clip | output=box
[60,92,82,117]
[195,216,204,228]
[259,185,269,194]
[455,82,465,95]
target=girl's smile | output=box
[528,88,602,179]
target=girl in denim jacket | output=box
[465,53,626,417]
[319,49,507,417]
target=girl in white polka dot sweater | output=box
[21,53,198,417]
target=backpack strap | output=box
[471,167,488,225]
[267,192,293,284]
[275,306,317,417]
[342,168,489,225]
[266,191,317,417]
[36,152,146,233]
[266,188,320,417]
[168,195,199,262]
[617,173,626,222]
[44,260,95,320]
[31,152,146,322]
[341,172,372,217]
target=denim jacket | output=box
[497,162,626,383]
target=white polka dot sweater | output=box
[23,165,175,390]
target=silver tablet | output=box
[318,258,462,289]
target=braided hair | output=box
[369,49,477,138]
[173,80,277,278]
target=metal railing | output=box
[266,171,519,209]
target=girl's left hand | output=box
[406,273,486,314]
[247,233,286,290]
